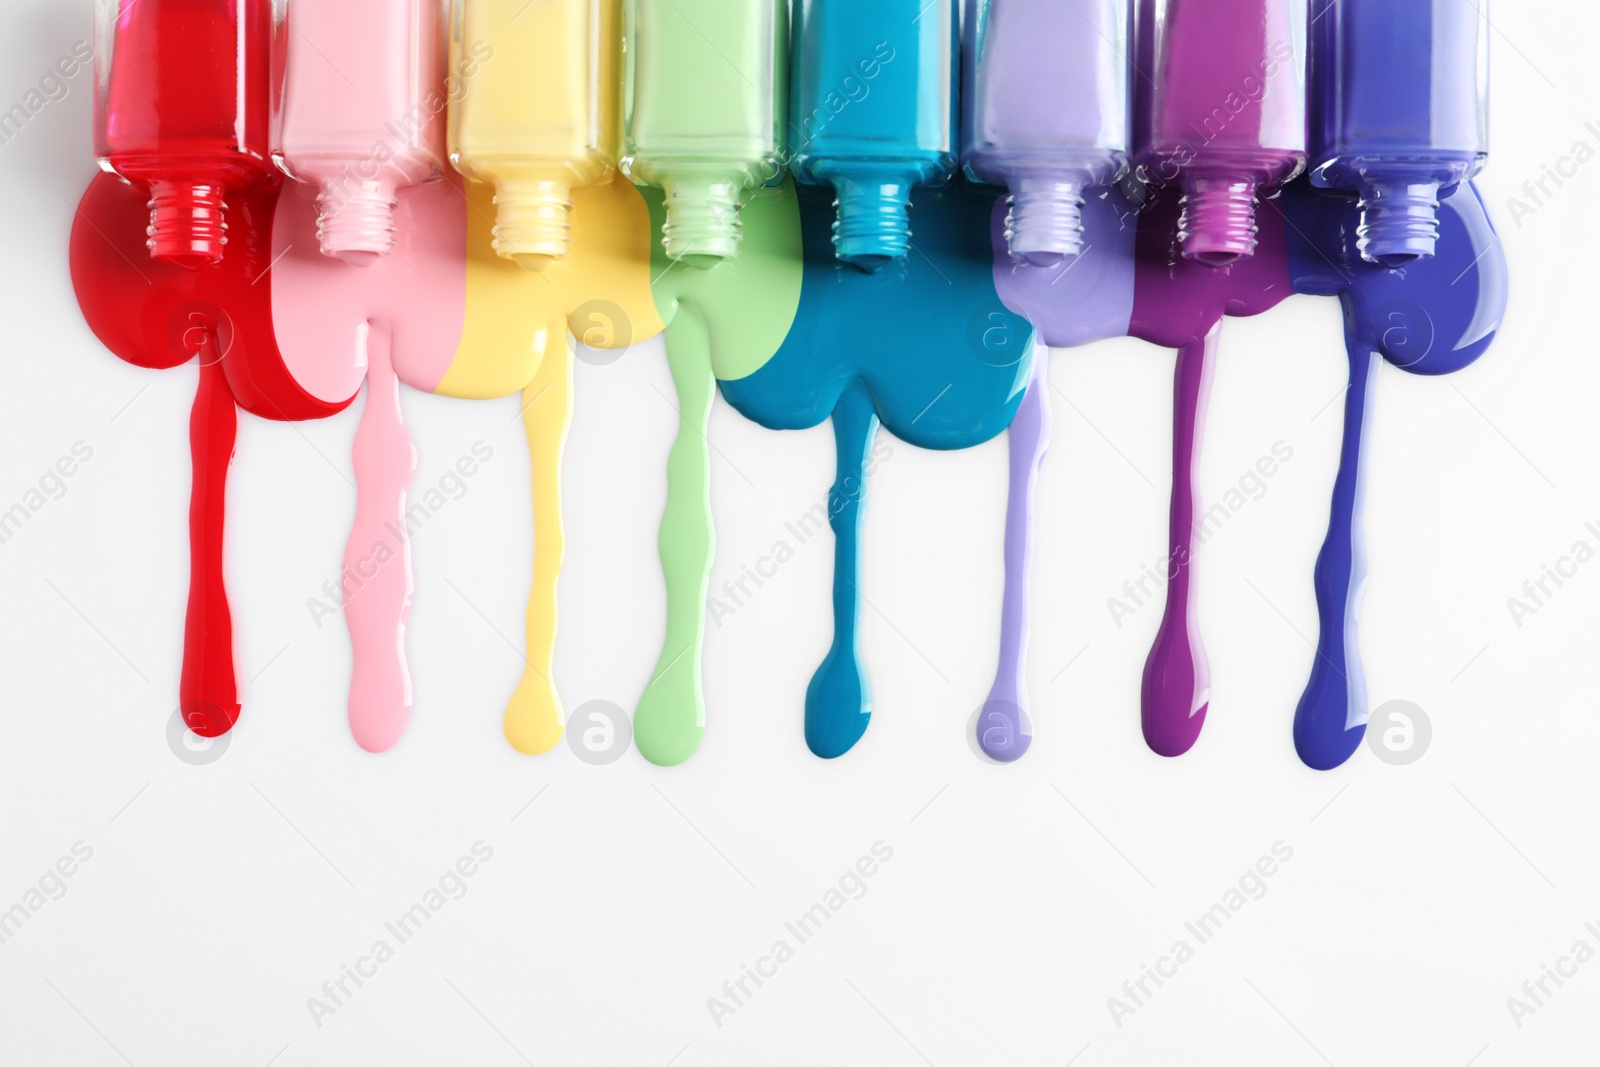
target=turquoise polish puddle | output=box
[718,181,1035,759]
[1278,180,1506,770]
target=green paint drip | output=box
[632,182,803,765]
[634,311,715,765]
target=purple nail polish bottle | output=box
[1308,0,1490,266]
[962,0,1129,267]
[1130,0,1307,266]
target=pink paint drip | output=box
[344,323,418,752]
[271,180,467,751]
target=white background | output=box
[2,2,1598,1064]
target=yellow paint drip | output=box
[437,175,662,753]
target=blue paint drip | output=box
[807,380,879,758]
[1293,338,1376,770]
[1281,180,1507,769]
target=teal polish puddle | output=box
[718,181,1036,758]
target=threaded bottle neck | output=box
[1006,177,1086,267]
[316,181,398,267]
[660,172,744,269]
[147,181,228,267]
[832,178,913,272]
[1357,180,1441,267]
[492,179,576,271]
[1178,177,1259,266]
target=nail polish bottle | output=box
[276,0,446,267]
[94,0,277,267]
[1308,0,1489,267]
[789,0,957,272]
[963,0,1129,267]
[1130,0,1307,265]
[623,0,787,268]
[449,0,621,270]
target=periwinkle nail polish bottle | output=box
[450,0,622,270]
[963,0,1129,267]
[789,0,958,272]
[277,0,446,267]
[623,0,787,269]
[94,0,276,266]
[1130,0,1307,265]
[1308,0,1489,267]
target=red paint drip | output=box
[183,355,238,736]
[71,172,357,737]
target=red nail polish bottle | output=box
[94,0,277,267]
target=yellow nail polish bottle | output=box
[448,0,621,269]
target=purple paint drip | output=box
[990,185,1291,758]
[980,189,1133,760]
[978,344,1051,761]
[1128,192,1293,755]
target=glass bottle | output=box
[623,0,787,269]
[1308,0,1489,266]
[95,0,277,267]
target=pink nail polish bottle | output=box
[275,0,446,265]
